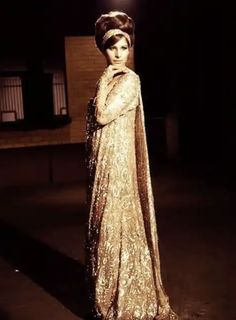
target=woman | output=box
[86,11,178,320]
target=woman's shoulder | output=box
[124,67,139,78]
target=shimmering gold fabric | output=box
[86,68,178,320]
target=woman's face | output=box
[104,36,130,68]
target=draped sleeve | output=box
[95,72,140,125]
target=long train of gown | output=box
[86,68,178,320]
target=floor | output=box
[0,161,235,320]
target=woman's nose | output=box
[115,49,121,58]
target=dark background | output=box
[0,4,236,320]
[0,0,235,168]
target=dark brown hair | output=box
[95,11,135,52]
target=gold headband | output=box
[102,29,131,47]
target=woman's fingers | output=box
[101,65,128,84]
[109,65,128,76]
[103,66,119,81]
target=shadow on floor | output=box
[0,220,89,319]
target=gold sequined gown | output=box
[86,68,178,320]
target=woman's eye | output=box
[122,46,128,50]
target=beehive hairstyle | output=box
[95,11,135,52]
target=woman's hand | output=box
[100,65,128,85]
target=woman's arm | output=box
[95,71,140,125]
